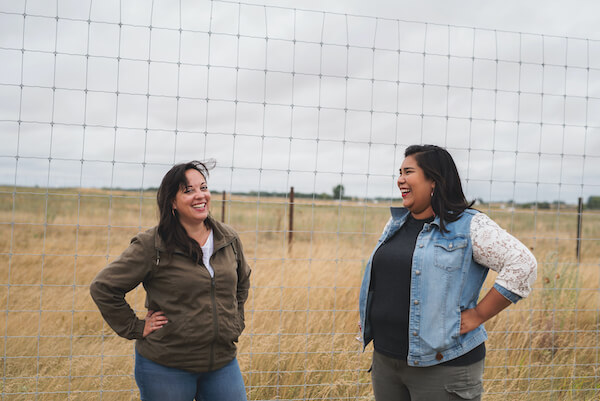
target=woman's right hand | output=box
[143,310,168,337]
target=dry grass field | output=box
[1,186,599,400]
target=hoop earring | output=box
[172,209,176,216]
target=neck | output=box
[410,207,434,220]
[181,220,211,246]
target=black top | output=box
[369,214,485,366]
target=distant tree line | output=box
[233,184,349,201]
[512,200,567,210]
[588,196,600,209]
[478,196,600,210]
[143,187,600,209]
[231,190,335,200]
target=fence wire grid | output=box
[1,0,599,400]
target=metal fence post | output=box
[289,186,294,246]
[576,197,583,261]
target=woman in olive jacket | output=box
[90,161,251,401]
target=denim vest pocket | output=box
[433,237,468,271]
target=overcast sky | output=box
[0,0,598,203]
[251,0,600,40]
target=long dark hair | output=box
[156,160,214,263]
[405,145,474,233]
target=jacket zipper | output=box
[157,237,235,370]
[209,275,218,370]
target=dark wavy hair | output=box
[156,160,215,262]
[405,145,474,233]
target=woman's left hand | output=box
[459,308,484,335]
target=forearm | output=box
[90,280,145,339]
[460,287,512,334]
[474,287,512,322]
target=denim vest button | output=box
[413,360,419,365]
[436,352,444,361]
[413,300,419,305]
[412,331,418,336]
[449,243,453,249]
[415,270,421,275]
[418,244,423,248]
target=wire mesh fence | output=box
[1,0,599,399]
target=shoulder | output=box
[131,226,158,245]
[440,208,479,232]
[210,217,240,240]
[124,227,160,258]
[139,225,158,238]
[459,208,480,219]
[444,208,480,225]
[469,211,500,232]
[468,212,509,247]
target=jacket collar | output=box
[207,215,237,250]
[153,214,236,253]
[390,207,441,228]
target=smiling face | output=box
[397,154,435,219]
[172,169,211,229]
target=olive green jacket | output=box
[90,216,251,372]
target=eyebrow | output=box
[183,182,206,189]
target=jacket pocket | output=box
[433,237,468,271]
[237,311,245,333]
[217,300,244,344]
[144,318,178,343]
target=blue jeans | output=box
[134,349,247,401]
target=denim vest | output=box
[359,207,517,367]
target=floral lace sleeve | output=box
[470,213,537,298]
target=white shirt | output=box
[200,230,215,277]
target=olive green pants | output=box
[371,350,484,401]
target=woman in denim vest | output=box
[358,145,537,400]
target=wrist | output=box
[472,305,487,326]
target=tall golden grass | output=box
[1,187,599,400]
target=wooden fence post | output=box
[221,191,226,223]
